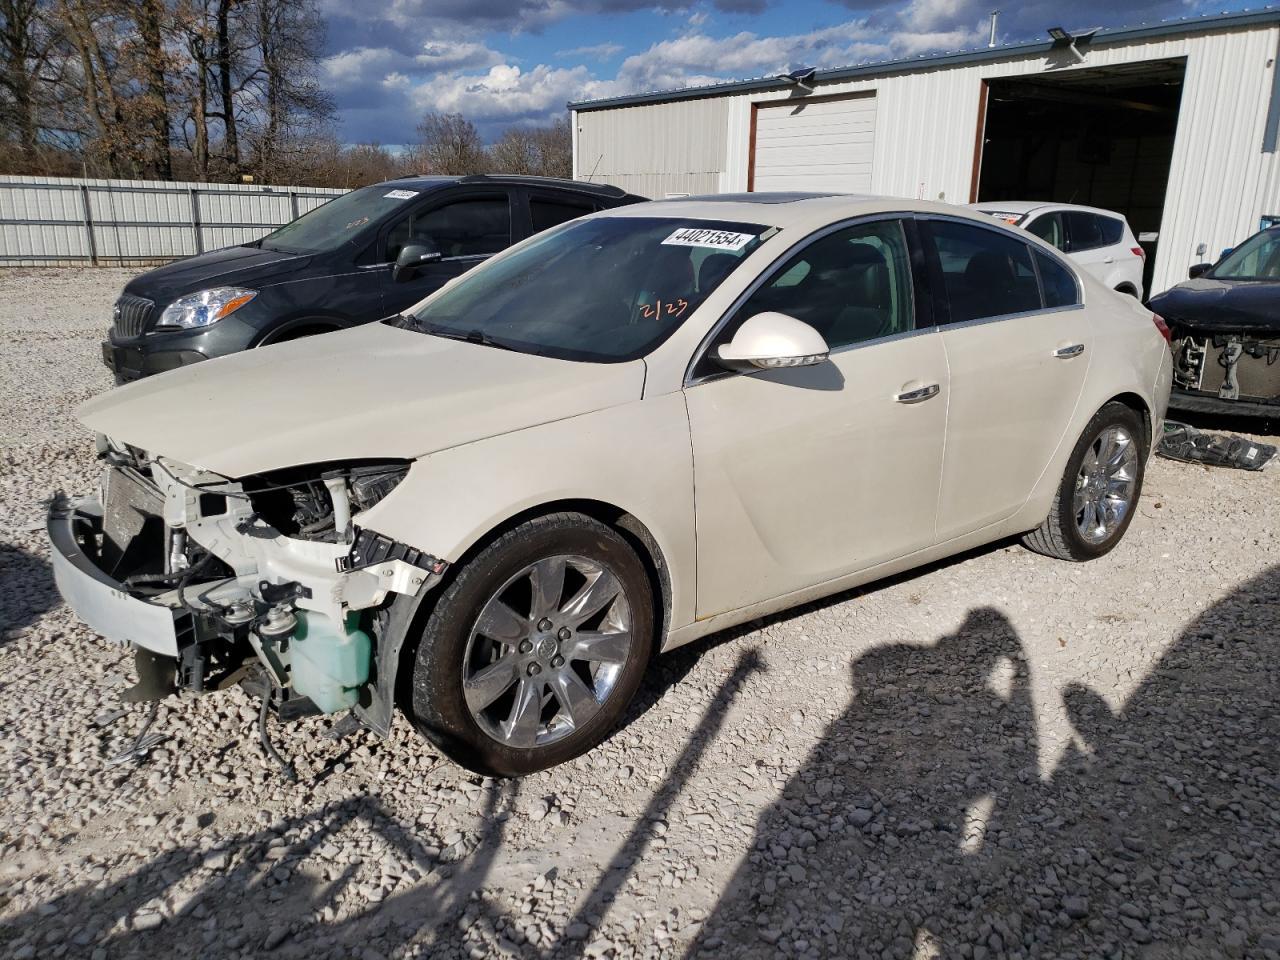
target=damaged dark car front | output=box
[1151,227,1280,418]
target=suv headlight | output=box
[158,287,257,329]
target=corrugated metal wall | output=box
[0,175,346,267]
[572,98,730,197]
[574,22,1280,294]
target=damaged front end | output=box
[1170,327,1280,416]
[48,439,445,741]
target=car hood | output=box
[123,243,311,304]
[77,324,647,477]
[1149,277,1280,334]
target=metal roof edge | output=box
[567,6,1280,112]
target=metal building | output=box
[569,8,1280,295]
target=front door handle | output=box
[895,382,941,404]
[1054,343,1085,359]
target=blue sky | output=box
[318,0,1247,144]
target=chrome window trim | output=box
[683,211,922,388]
[936,301,1087,334]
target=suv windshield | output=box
[394,216,772,362]
[1210,229,1280,280]
[260,184,424,254]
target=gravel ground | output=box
[1,266,1277,960]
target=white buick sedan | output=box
[50,194,1172,776]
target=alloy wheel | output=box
[461,555,634,748]
[1073,425,1138,545]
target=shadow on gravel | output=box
[1,784,522,959]
[0,542,57,643]
[685,568,1280,959]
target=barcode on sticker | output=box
[384,189,418,200]
[662,228,756,251]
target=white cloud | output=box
[407,63,610,123]
[612,23,892,94]
[554,42,625,61]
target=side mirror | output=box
[393,240,442,282]
[714,312,829,371]
[1188,263,1213,280]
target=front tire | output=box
[404,512,654,777]
[1023,402,1146,561]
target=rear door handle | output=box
[1054,343,1085,359]
[895,382,941,404]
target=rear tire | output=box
[404,512,653,777]
[1023,402,1146,561]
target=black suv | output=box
[103,175,645,382]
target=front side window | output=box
[926,220,1041,324]
[395,216,770,362]
[723,219,915,352]
[385,195,511,262]
[1025,212,1065,250]
[1209,229,1280,279]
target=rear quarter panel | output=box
[1002,272,1170,536]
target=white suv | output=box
[971,202,1145,297]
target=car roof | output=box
[379,174,641,201]
[594,193,1003,231]
[971,200,1129,221]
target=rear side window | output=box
[1066,211,1105,252]
[1025,212,1065,250]
[1097,216,1125,246]
[925,220,1041,324]
[530,196,595,233]
[1035,250,1081,308]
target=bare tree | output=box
[134,0,173,178]
[488,117,571,177]
[0,0,45,164]
[412,112,487,175]
[242,0,332,181]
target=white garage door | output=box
[751,93,877,193]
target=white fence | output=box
[0,175,347,267]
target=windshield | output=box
[1210,229,1280,280]
[260,184,424,253]
[395,216,773,362]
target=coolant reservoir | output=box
[290,610,371,713]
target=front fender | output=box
[356,391,697,631]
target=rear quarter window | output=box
[1066,211,1104,252]
[1034,250,1081,308]
[1098,216,1125,246]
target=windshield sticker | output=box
[639,297,689,321]
[344,216,370,231]
[661,227,756,251]
[383,189,419,200]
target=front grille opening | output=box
[112,295,155,339]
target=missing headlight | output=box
[348,464,410,513]
[241,460,410,540]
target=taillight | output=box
[1131,246,1146,261]
[1152,313,1171,343]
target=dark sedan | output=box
[1151,226,1280,418]
[104,175,644,382]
